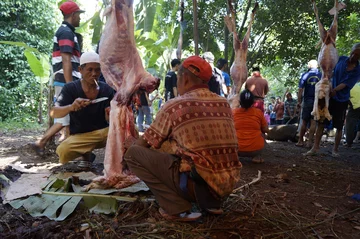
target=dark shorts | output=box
[301,100,314,122]
[328,98,349,129]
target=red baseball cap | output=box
[182,56,212,82]
[60,1,85,15]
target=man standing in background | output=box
[31,1,85,156]
[245,67,269,112]
[296,60,321,147]
[216,58,231,97]
[164,59,181,101]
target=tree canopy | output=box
[0,0,359,122]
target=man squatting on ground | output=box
[124,56,242,221]
[51,52,115,164]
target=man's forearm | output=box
[173,87,178,97]
[61,53,73,83]
[333,83,346,92]
[50,105,73,118]
[297,89,303,104]
[62,61,73,83]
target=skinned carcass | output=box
[88,0,158,189]
[310,0,346,121]
[225,1,258,109]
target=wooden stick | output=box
[232,170,262,193]
[42,191,155,203]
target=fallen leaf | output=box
[313,202,323,207]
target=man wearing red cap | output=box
[32,1,85,155]
[124,56,242,221]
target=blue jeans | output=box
[137,106,152,132]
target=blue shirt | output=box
[298,68,321,102]
[332,56,360,102]
[222,72,231,87]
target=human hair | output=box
[240,89,254,109]
[171,59,181,67]
[216,58,227,69]
[252,66,260,72]
[352,43,360,52]
[178,65,204,84]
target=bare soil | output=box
[1,129,360,239]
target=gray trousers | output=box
[124,145,192,215]
[345,106,360,145]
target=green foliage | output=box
[0,0,58,122]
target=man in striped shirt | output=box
[31,1,85,156]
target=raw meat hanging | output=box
[310,0,346,121]
[225,0,258,109]
[87,0,158,189]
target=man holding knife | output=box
[51,52,115,164]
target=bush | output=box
[0,0,58,122]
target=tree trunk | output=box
[47,84,55,144]
[192,0,199,55]
[38,82,43,124]
[224,3,230,68]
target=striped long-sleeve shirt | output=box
[52,21,81,86]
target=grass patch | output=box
[0,120,46,133]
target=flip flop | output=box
[303,150,317,156]
[30,143,45,157]
[252,158,264,164]
[158,208,201,222]
[206,208,224,215]
[331,151,340,158]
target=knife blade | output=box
[91,97,109,104]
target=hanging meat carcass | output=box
[225,1,258,108]
[310,0,346,121]
[87,0,159,189]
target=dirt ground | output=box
[1,128,360,239]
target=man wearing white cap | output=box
[203,52,226,96]
[51,52,115,164]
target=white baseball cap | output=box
[203,52,215,63]
[80,52,100,65]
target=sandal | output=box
[331,151,340,158]
[30,143,45,157]
[303,150,317,156]
[206,208,223,215]
[252,157,264,164]
[158,208,201,222]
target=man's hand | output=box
[105,106,110,122]
[330,89,337,97]
[71,98,91,112]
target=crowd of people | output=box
[30,1,360,222]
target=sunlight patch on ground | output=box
[0,156,19,168]
[8,161,61,174]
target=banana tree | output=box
[0,41,51,123]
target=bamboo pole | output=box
[192,0,199,55]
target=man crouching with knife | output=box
[50,52,115,165]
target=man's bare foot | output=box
[30,143,45,157]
